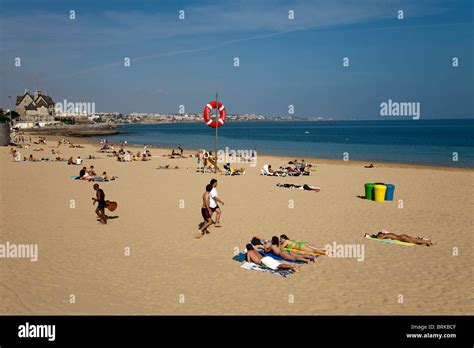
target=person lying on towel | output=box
[245,244,300,273]
[369,230,433,246]
[264,237,315,263]
[280,234,326,254]
[276,183,320,191]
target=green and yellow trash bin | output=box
[364,183,375,200]
[374,184,387,202]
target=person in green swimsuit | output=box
[264,237,315,263]
[279,234,326,255]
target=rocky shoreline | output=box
[23,124,119,137]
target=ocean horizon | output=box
[98,119,474,168]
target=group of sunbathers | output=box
[244,234,327,273]
[167,146,185,158]
[12,133,31,144]
[109,149,150,162]
[11,148,65,162]
[196,149,217,172]
[76,165,116,182]
[33,136,47,145]
[262,163,312,177]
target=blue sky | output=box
[0,0,472,119]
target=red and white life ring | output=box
[203,101,226,129]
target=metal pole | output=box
[8,96,12,124]
[215,90,218,164]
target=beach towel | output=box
[364,233,415,247]
[70,175,80,179]
[258,250,307,264]
[233,253,247,262]
[233,253,294,277]
[287,248,325,256]
[240,261,294,278]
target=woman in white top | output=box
[209,178,224,226]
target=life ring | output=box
[203,101,226,128]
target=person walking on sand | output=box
[209,179,224,227]
[197,184,214,238]
[92,183,107,224]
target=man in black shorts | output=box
[197,184,213,238]
[92,183,107,224]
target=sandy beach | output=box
[1,136,473,315]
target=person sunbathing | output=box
[300,164,312,174]
[369,230,433,246]
[245,244,300,273]
[78,167,87,180]
[279,234,326,254]
[364,163,375,168]
[12,151,22,162]
[282,166,299,173]
[266,165,285,175]
[223,163,245,175]
[67,157,75,165]
[276,183,320,191]
[87,166,96,176]
[264,237,315,263]
[157,165,179,169]
[250,237,267,250]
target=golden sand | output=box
[1,136,473,314]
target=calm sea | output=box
[99,119,474,168]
